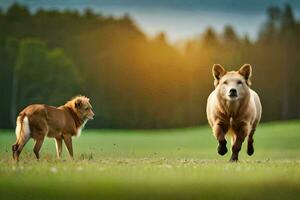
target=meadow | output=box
[0,120,300,200]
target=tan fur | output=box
[12,95,95,161]
[206,64,262,161]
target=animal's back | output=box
[250,89,262,125]
[206,90,217,127]
[20,104,47,117]
[19,104,66,136]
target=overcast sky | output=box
[1,0,299,42]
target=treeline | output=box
[0,3,299,129]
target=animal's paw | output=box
[217,143,228,156]
[229,157,238,162]
[247,144,254,156]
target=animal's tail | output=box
[12,114,31,161]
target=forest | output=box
[0,3,299,129]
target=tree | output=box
[223,25,238,44]
[281,4,295,30]
[202,27,218,47]
[45,48,80,105]
[6,3,30,22]
[0,37,19,127]
[154,32,167,44]
[84,8,95,19]
[12,39,80,120]
[259,6,281,42]
[0,3,299,128]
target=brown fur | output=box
[12,95,95,161]
[206,64,262,162]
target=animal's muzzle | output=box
[229,89,238,97]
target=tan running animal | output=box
[206,64,262,162]
[12,95,95,161]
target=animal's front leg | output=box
[247,129,256,156]
[33,136,45,159]
[55,137,63,158]
[63,135,73,159]
[213,121,229,156]
[230,124,249,162]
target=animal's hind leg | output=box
[12,142,19,160]
[213,122,229,156]
[247,129,255,156]
[13,137,30,161]
[33,136,45,159]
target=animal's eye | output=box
[85,108,89,111]
[223,81,228,84]
[237,80,243,84]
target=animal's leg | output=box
[63,135,73,159]
[247,129,256,156]
[230,125,249,162]
[12,137,30,161]
[12,116,31,161]
[213,122,229,156]
[12,141,19,161]
[33,136,45,159]
[55,137,63,158]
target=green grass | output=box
[0,120,300,200]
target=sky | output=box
[1,0,300,42]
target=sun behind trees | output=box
[0,3,299,129]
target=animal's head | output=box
[212,64,252,101]
[70,95,95,121]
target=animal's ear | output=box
[75,99,82,109]
[212,64,226,86]
[238,64,252,86]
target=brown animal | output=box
[12,95,95,161]
[206,64,262,162]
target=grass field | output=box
[0,120,300,200]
